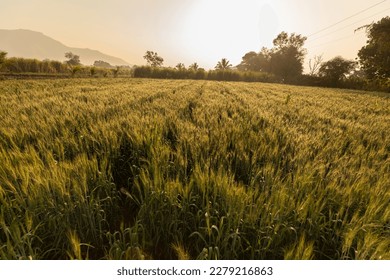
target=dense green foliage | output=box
[93,60,114,69]
[0,57,69,74]
[0,78,389,260]
[238,32,307,82]
[133,66,277,83]
[0,56,132,78]
[318,56,357,87]
[358,16,390,80]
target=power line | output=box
[307,7,390,43]
[307,0,387,37]
[308,32,366,50]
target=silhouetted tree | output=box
[65,52,81,66]
[176,63,185,71]
[308,54,324,76]
[143,51,164,67]
[215,58,232,70]
[318,56,357,87]
[256,48,273,73]
[238,51,263,71]
[0,51,7,69]
[188,62,199,71]
[93,60,112,68]
[269,32,307,81]
[358,16,390,80]
[238,32,306,81]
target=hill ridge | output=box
[0,29,130,66]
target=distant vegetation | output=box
[215,58,233,70]
[0,78,389,260]
[317,56,357,87]
[1,15,388,262]
[133,65,277,83]
[237,32,307,82]
[93,60,115,69]
[65,52,81,66]
[0,16,389,90]
[143,51,164,67]
[134,17,390,92]
[0,51,132,78]
[0,55,69,73]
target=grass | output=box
[0,78,389,259]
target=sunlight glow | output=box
[177,0,278,68]
[1,0,387,69]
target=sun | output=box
[175,0,279,68]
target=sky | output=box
[0,0,389,70]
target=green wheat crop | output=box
[0,78,389,259]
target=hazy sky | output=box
[1,0,389,69]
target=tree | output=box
[215,58,232,70]
[358,16,390,80]
[237,32,306,81]
[0,51,7,70]
[318,56,357,86]
[238,51,263,71]
[308,54,324,76]
[143,51,164,67]
[188,62,199,71]
[93,60,112,68]
[65,52,81,66]
[176,63,185,71]
[272,32,306,51]
[269,32,307,81]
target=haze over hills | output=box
[0,29,131,66]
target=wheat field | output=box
[0,78,389,259]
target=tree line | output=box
[0,51,131,77]
[0,17,388,91]
[135,17,389,92]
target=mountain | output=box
[0,29,130,66]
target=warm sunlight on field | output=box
[0,78,389,260]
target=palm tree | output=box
[176,63,185,71]
[189,62,199,71]
[215,58,232,70]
